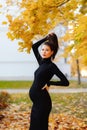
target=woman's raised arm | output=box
[32,37,47,65]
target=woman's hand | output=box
[46,33,53,40]
[42,85,49,91]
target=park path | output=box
[0,88,87,93]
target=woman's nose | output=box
[43,50,46,53]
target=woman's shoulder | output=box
[49,62,58,69]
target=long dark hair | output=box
[44,33,59,60]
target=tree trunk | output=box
[76,59,81,84]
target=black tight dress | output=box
[29,37,69,130]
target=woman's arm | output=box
[32,37,47,64]
[48,64,69,86]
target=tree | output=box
[62,0,87,66]
[1,0,87,65]
[1,0,78,53]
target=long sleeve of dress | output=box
[32,37,47,65]
[48,63,69,87]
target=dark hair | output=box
[44,33,59,60]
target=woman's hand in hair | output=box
[46,33,54,39]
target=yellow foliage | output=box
[2,21,7,25]
[4,0,79,53]
[1,0,86,65]
[6,15,12,23]
[7,32,15,41]
[62,13,87,65]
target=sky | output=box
[0,25,33,62]
[0,0,66,62]
[0,0,34,62]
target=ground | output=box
[0,103,87,130]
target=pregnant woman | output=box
[29,33,69,130]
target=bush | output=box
[0,91,10,109]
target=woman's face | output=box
[40,44,53,59]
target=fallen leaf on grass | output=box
[0,104,87,130]
[49,113,87,130]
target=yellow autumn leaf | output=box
[7,32,15,40]
[2,21,7,25]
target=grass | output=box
[7,92,87,119]
[0,80,87,89]
[0,81,32,89]
[68,80,87,88]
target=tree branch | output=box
[46,0,71,8]
[59,0,71,7]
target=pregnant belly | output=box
[29,87,40,102]
[29,86,51,103]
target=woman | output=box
[29,33,69,130]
